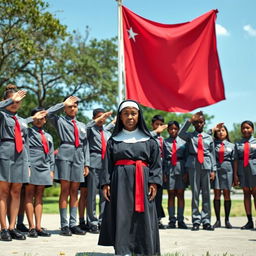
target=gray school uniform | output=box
[163,136,187,190]
[47,103,90,182]
[178,120,216,225]
[234,136,256,188]
[213,140,234,190]
[27,125,55,186]
[86,122,114,228]
[0,98,30,183]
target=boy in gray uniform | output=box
[178,111,216,231]
[47,96,89,236]
[85,108,114,233]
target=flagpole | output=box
[117,0,124,104]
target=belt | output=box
[60,141,82,148]
[29,146,44,151]
[0,138,15,142]
[115,159,148,213]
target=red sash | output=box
[115,159,148,213]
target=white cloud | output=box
[215,24,230,36]
[243,24,256,37]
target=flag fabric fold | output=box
[122,6,225,112]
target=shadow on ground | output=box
[76,253,114,256]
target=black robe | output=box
[98,137,162,256]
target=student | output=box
[98,100,162,256]
[178,111,216,231]
[0,86,28,241]
[163,121,188,229]
[79,108,114,233]
[211,123,234,229]
[47,96,89,236]
[25,107,54,237]
[234,120,256,230]
[150,114,167,229]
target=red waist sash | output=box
[115,159,148,213]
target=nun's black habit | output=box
[98,100,162,256]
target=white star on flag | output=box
[127,27,138,42]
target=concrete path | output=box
[0,215,255,256]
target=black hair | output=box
[241,120,254,130]
[3,84,17,99]
[31,107,45,117]
[151,114,164,123]
[167,121,180,129]
[93,108,105,118]
[213,125,230,142]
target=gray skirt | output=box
[54,159,84,182]
[212,167,233,191]
[238,165,256,188]
[29,166,53,187]
[0,144,29,183]
[166,174,186,190]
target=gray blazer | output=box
[87,123,114,169]
[47,103,90,167]
[163,136,187,175]
[234,136,256,175]
[0,98,30,166]
[178,120,216,171]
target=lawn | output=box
[43,196,255,216]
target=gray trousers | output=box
[86,168,105,227]
[188,164,211,225]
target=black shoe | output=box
[88,225,99,234]
[158,222,167,229]
[167,222,176,229]
[203,223,215,231]
[60,226,72,236]
[16,223,29,232]
[191,224,200,231]
[28,228,38,238]
[241,221,254,230]
[178,221,188,229]
[225,220,233,229]
[37,228,51,237]
[9,229,26,240]
[213,220,221,228]
[1,229,12,241]
[70,225,86,235]
[79,222,88,231]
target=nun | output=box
[98,100,162,256]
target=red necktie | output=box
[100,129,107,159]
[159,137,163,158]
[71,119,80,148]
[171,139,177,166]
[197,134,204,164]
[12,116,23,153]
[39,129,49,154]
[243,141,250,167]
[218,142,225,164]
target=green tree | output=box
[0,0,67,86]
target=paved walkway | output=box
[0,215,255,256]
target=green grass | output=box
[43,196,255,216]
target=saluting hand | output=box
[103,185,111,202]
[154,124,168,134]
[95,111,113,125]
[32,110,48,120]
[148,184,157,201]
[12,90,27,102]
[190,111,203,123]
[64,96,80,106]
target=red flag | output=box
[122,6,225,112]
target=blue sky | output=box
[46,0,256,130]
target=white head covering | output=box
[119,101,139,112]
